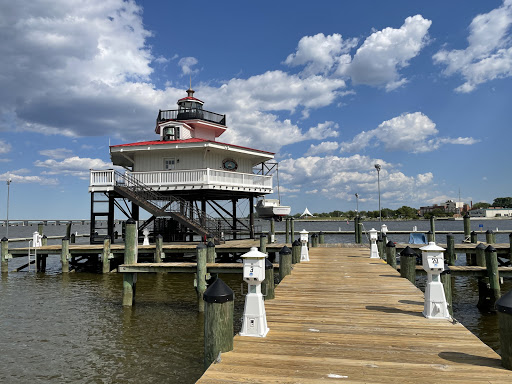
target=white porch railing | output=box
[90,168,272,190]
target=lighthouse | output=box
[89,88,276,243]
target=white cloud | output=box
[433,0,512,92]
[0,139,12,154]
[154,56,169,64]
[279,154,438,208]
[39,148,74,159]
[340,112,478,153]
[178,57,199,75]
[34,156,113,177]
[337,15,432,91]
[284,33,358,76]
[305,141,340,156]
[0,170,58,185]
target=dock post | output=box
[475,243,486,267]
[1,237,8,273]
[496,290,512,370]
[426,230,434,243]
[207,241,216,263]
[66,222,72,239]
[70,233,76,244]
[377,236,384,260]
[203,278,234,370]
[385,241,396,269]
[38,222,44,236]
[290,217,295,241]
[311,233,318,248]
[429,216,436,242]
[102,236,111,273]
[291,239,301,264]
[40,235,48,272]
[400,246,417,285]
[285,218,290,244]
[319,231,325,244]
[354,217,360,243]
[155,234,163,263]
[61,237,70,273]
[463,213,471,239]
[262,258,275,300]
[486,229,496,244]
[270,218,275,242]
[470,230,478,243]
[279,246,292,281]
[446,234,455,266]
[196,244,207,313]
[259,234,267,254]
[122,218,138,307]
[485,245,501,309]
[441,266,453,316]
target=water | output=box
[0,219,511,382]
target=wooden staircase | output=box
[113,171,226,242]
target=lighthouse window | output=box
[164,157,176,170]
[163,126,180,141]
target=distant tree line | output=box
[288,197,512,220]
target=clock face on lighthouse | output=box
[222,158,238,171]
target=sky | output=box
[0,0,511,219]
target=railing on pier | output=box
[157,108,226,126]
[90,169,273,190]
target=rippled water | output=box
[0,219,510,382]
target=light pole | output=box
[355,193,359,214]
[374,164,381,222]
[6,178,12,238]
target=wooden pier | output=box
[198,247,512,383]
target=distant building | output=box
[470,208,512,218]
[419,200,469,217]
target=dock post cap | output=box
[62,236,70,241]
[486,229,494,234]
[475,243,486,250]
[319,231,324,235]
[292,239,301,247]
[156,234,163,239]
[42,234,47,239]
[386,240,395,247]
[279,246,292,255]
[207,241,215,248]
[203,278,234,304]
[126,218,136,224]
[440,265,451,275]
[260,234,267,239]
[104,235,111,240]
[470,230,476,234]
[485,245,497,253]
[464,212,470,218]
[400,246,417,257]
[496,290,512,315]
[311,233,318,238]
[265,258,273,270]
[197,243,207,250]
[1,236,7,241]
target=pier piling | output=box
[278,246,292,281]
[318,231,325,244]
[485,245,501,310]
[259,234,267,254]
[486,229,496,244]
[446,234,455,266]
[290,217,294,242]
[122,219,137,306]
[285,218,289,244]
[155,234,163,263]
[196,244,207,313]
[102,236,111,273]
[463,213,471,239]
[203,278,234,370]
[441,266,453,316]
[400,246,417,285]
[61,237,70,273]
[207,241,216,264]
[262,258,275,300]
[429,216,436,242]
[385,241,396,269]
[496,290,512,370]
[1,237,8,273]
[291,239,301,264]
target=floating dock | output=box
[197,247,512,383]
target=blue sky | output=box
[0,0,511,219]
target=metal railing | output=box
[157,108,226,126]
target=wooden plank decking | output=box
[198,247,512,383]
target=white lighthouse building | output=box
[89,88,276,243]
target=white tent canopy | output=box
[300,207,314,217]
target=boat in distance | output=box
[255,199,291,220]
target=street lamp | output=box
[374,164,381,222]
[6,178,12,238]
[355,193,359,214]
